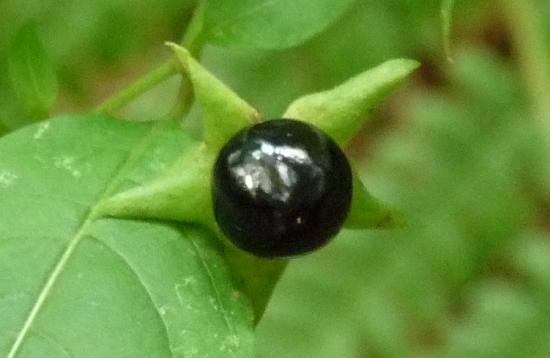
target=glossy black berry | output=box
[212,119,352,258]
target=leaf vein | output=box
[6,121,167,357]
[86,235,173,356]
[28,329,75,358]
[187,234,237,342]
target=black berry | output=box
[212,119,352,258]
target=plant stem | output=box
[170,0,206,118]
[441,0,455,62]
[502,0,550,133]
[95,60,178,113]
[181,0,206,55]
[95,0,206,115]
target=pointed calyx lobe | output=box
[284,59,420,147]
[284,59,420,229]
[167,43,260,152]
[102,53,418,235]
[99,44,261,224]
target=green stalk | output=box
[95,60,178,113]
[170,0,207,118]
[441,0,455,62]
[502,0,550,132]
[95,1,206,115]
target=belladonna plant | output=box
[0,42,417,356]
[98,44,419,317]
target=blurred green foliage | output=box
[8,22,58,120]
[1,0,549,356]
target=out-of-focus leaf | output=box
[0,114,254,357]
[516,235,550,296]
[7,23,58,120]
[441,283,546,358]
[201,0,357,49]
[448,48,525,110]
[0,122,9,137]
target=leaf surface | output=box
[0,114,254,357]
[202,0,357,49]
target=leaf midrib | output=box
[6,195,98,358]
[6,121,167,358]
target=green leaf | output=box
[7,23,58,120]
[0,114,254,357]
[167,43,260,152]
[441,0,456,62]
[201,0,357,49]
[0,122,10,137]
[284,59,420,147]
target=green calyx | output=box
[98,44,419,319]
[167,43,260,152]
[284,58,420,147]
[98,142,215,224]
